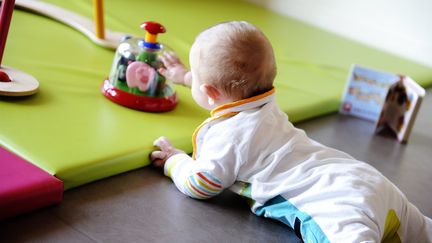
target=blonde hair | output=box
[193,21,276,100]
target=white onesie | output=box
[164,88,432,242]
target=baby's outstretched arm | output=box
[150,136,235,200]
[159,51,192,87]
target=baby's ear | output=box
[200,83,222,101]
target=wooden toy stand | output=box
[0,0,39,96]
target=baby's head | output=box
[189,21,276,110]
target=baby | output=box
[150,21,432,242]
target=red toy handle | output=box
[140,21,166,35]
[0,0,15,67]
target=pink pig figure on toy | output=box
[126,61,156,92]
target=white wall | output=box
[246,0,432,68]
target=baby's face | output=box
[189,41,215,110]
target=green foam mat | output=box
[1,0,431,189]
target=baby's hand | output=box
[150,136,185,168]
[158,51,190,86]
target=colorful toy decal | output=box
[126,61,156,92]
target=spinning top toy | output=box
[101,21,178,112]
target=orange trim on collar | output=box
[210,87,275,116]
[192,111,239,160]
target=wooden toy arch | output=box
[1,0,120,96]
[15,0,128,50]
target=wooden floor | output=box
[1,88,431,242]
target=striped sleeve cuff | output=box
[164,153,190,178]
[184,172,223,199]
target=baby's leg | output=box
[398,202,432,242]
[255,195,382,242]
[426,216,432,240]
